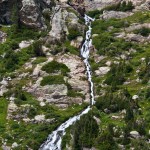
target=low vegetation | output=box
[42,60,70,75]
[67,27,81,41]
[133,27,150,37]
[41,75,65,86]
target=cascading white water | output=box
[81,14,95,106]
[39,14,95,150]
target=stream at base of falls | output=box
[39,14,95,150]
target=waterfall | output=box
[39,14,95,150]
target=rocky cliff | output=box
[0,0,55,28]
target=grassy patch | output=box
[64,41,79,55]
[42,61,70,75]
[0,98,8,147]
[0,98,8,130]
[67,27,81,41]
[41,75,65,86]
[133,27,150,37]
[32,57,47,65]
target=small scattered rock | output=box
[70,36,83,48]
[95,67,110,76]
[130,131,140,139]
[34,115,45,122]
[12,142,18,148]
[105,61,111,66]
[40,102,46,107]
[19,40,34,49]
[132,95,139,100]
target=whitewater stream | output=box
[40,14,95,150]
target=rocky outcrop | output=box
[20,0,46,29]
[100,10,133,20]
[95,67,110,76]
[135,0,150,11]
[70,36,83,48]
[57,54,90,102]
[115,32,150,43]
[84,0,122,11]
[125,23,150,32]
[125,33,149,43]
[48,7,68,41]
[115,23,150,43]
[28,84,68,104]
[0,0,55,28]
[72,0,149,11]
[47,6,80,42]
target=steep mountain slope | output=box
[0,0,150,149]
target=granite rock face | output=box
[20,0,45,28]
[47,5,81,42]
[0,0,55,28]
[49,7,69,41]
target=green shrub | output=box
[67,90,85,99]
[104,1,134,12]
[14,88,27,105]
[145,88,150,100]
[32,57,47,64]
[50,46,62,55]
[104,3,121,11]
[3,45,34,72]
[28,107,37,118]
[95,89,132,113]
[119,1,134,12]
[67,27,81,40]
[32,41,45,57]
[64,41,79,55]
[138,56,150,84]
[0,98,8,129]
[133,27,150,37]
[96,125,118,149]
[72,112,99,149]
[125,107,134,122]
[104,62,133,85]
[87,10,103,18]
[42,61,70,75]
[41,75,65,86]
